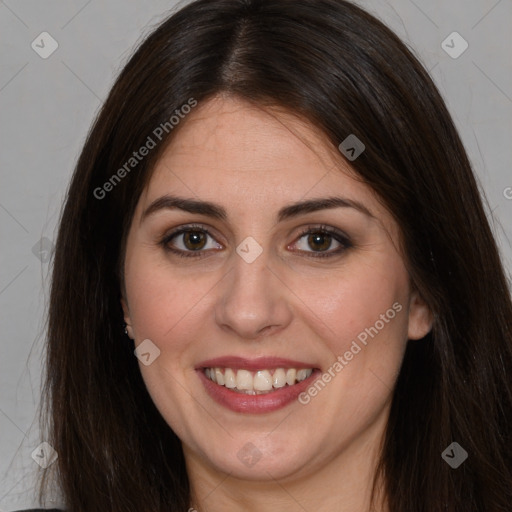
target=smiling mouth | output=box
[203,367,314,395]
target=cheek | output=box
[124,250,216,343]
[293,264,409,432]
[123,254,214,436]
[288,258,410,357]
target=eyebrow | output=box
[141,194,374,223]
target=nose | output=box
[214,248,293,340]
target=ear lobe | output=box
[121,298,134,339]
[407,290,433,340]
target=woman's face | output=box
[122,96,432,483]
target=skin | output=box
[121,95,432,512]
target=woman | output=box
[24,0,512,511]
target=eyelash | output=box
[159,223,352,259]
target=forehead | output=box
[157,96,339,174]
[138,95,390,229]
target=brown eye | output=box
[183,231,207,250]
[291,226,352,259]
[161,225,223,258]
[307,233,333,252]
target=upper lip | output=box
[196,356,317,371]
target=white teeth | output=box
[236,369,253,390]
[297,369,312,382]
[214,368,224,386]
[204,366,314,393]
[272,368,287,388]
[286,368,297,386]
[224,368,236,388]
[253,370,273,391]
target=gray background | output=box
[1,0,511,509]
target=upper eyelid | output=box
[162,223,217,238]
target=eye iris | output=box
[183,231,206,250]
[308,233,331,251]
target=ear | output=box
[407,290,433,340]
[121,297,134,339]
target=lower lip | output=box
[197,369,320,413]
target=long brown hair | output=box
[39,1,512,510]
